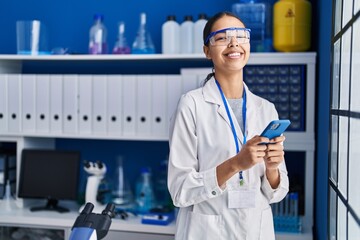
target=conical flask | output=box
[132,13,155,54]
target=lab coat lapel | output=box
[203,79,246,145]
[243,83,261,140]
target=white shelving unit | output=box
[0,53,316,240]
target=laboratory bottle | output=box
[132,13,155,54]
[232,0,266,52]
[273,0,311,52]
[154,159,171,209]
[180,15,194,54]
[135,167,155,214]
[161,15,180,54]
[193,13,207,54]
[111,156,133,206]
[112,21,131,54]
[89,14,108,54]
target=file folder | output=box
[0,74,8,133]
[35,74,50,133]
[136,75,152,136]
[151,75,167,138]
[92,75,107,135]
[167,75,182,124]
[63,75,78,134]
[107,75,123,136]
[7,74,21,133]
[21,74,36,133]
[122,75,137,136]
[78,75,93,135]
[49,75,63,133]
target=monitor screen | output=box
[18,149,80,213]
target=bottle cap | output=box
[167,15,176,21]
[198,13,207,20]
[184,15,193,22]
[93,14,104,21]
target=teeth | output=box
[228,52,241,57]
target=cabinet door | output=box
[105,231,174,240]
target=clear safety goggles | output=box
[204,27,251,46]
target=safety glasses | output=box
[204,27,251,46]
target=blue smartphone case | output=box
[260,119,291,140]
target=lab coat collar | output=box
[202,78,263,144]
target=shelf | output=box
[0,52,316,63]
[0,206,311,239]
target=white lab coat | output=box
[168,78,289,240]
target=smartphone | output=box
[260,119,291,140]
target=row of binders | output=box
[0,70,210,139]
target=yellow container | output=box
[273,0,312,52]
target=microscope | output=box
[80,160,107,213]
[70,202,115,240]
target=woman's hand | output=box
[233,135,270,171]
[264,136,285,170]
[264,135,286,188]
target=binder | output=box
[136,75,152,136]
[151,75,168,138]
[21,74,36,133]
[0,74,8,133]
[78,75,93,135]
[180,68,211,94]
[35,74,50,133]
[122,75,137,136]
[49,75,63,133]
[7,74,21,133]
[167,75,182,124]
[63,75,78,134]
[107,75,123,136]
[181,73,198,95]
[92,75,107,135]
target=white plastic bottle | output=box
[161,15,180,54]
[89,14,108,54]
[180,15,194,54]
[193,14,207,54]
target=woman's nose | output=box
[228,36,239,47]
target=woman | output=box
[167,11,289,240]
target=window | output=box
[329,0,360,239]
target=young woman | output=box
[168,11,289,240]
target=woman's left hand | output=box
[264,136,285,170]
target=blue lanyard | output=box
[215,80,247,185]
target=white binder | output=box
[35,74,50,133]
[63,75,78,134]
[181,73,198,95]
[181,68,211,91]
[107,75,123,136]
[151,75,168,138]
[136,75,152,136]
[78,75,93,135]
[21,74,36,133]
[49,75,63,133]
[0,74,8,133]
[92,75,107,135]
[167,75,182,124]
[122,75,137,136]
[7,74,21,133]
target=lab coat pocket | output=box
[186,211,222,240]
[260,207,275,240]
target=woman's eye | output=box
[215,37,227,42]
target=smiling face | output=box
[204,15,250,75]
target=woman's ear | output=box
[203,45,211,59]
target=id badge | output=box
[228,188,256,209]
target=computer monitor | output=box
[18,149,80,213]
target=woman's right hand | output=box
[233,135,269,171]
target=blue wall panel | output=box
[0,0,234,54]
